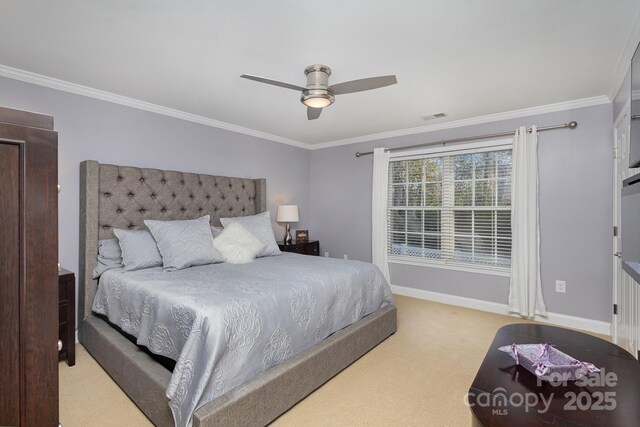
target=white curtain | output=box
[508,126,547,318]
[372,147,391,283]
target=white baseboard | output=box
[390,284,612,336]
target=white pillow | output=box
[213,222,266,264]
[113,229,163,272]
[145,215,223,271]
[220,211,281,257]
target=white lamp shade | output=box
[277,205,299,222]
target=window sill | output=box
[388,256,511,277]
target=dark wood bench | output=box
[469,324,640,426]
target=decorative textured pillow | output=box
[113,229,163,272]
[213,222,266,264]
[92,239,124,278]
[220,211,281,257]
[145,215,223,271]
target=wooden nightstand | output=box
[58,268,75,366]
[278,240,320,256]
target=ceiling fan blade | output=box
[330,75,397,95]
[307,107,322,120]
[240,74,306,91]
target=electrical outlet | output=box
[324,252,329,258]
[343,254,348,260]
[555,280,566,293]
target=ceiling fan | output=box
[240,65,397,120]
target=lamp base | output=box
[284,222,293,245]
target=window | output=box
[388,141,512,271]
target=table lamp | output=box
[277,205,299,245]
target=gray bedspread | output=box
[92,253,393,427]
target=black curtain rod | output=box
[354,121,578,158]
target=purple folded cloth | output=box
[499,343,600,381]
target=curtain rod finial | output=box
[355,152,362,157]
[568,121,577,129]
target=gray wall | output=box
[0,76,311,317]
[310,104,614,322]
[0,74,615,323]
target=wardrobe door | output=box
[0,107,58,426]
[22,123,58,426]
[0,142,20,426]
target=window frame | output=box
[387,138,513,276]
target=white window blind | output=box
[388,145,512,270]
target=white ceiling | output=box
[0,1,639,145]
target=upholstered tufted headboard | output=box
[78,160,267,320]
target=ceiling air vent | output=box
[421,112,447,121]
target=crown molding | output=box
[0,64,614,152]
[608,9,640,100]
[309,95,612,150]
[0,64,310,149]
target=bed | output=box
[77,160,397,427]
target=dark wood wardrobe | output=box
[0,106,59,426]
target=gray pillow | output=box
[92,239,124,278]
[220,211,281,257]
[211,226,223,238]
[113,229,163,272]
[145,215,223,271]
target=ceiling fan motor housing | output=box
[301,64,334,107]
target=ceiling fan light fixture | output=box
[241,64,397,120]
[301,89,334,108]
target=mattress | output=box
[92,253,393,427]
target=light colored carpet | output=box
[59,295,604,426]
